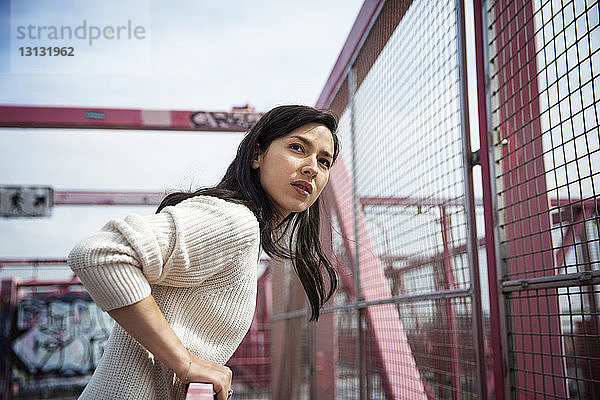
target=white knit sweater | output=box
[68,196,261,400]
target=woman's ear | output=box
[252,145,261,169]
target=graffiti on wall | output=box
[8,293,113,396]
[190,111,262,131]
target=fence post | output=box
[473,0,508,398]
[348,64,367,400]
[456,0,488,398]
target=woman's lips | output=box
[291,183,311,196]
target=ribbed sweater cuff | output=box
[75,264,151,311]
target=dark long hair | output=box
[157,105,340,320]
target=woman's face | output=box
[252,123,335,220]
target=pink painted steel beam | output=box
[185,383,214,400]
[0,105,262,132]
[551,200,600,224]
[54,190,164,206]
[550,198,600,208]
[382,237,486,270]
[0,258,67,267]
[15,278,81,287]
[473,0,506,397]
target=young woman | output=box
[68,105,340,400]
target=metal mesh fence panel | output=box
[485,0,600,397]
[335,305,361,398]
[346,0,481,397]
[303,0,486,398]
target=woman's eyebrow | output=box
[289,135,334,159]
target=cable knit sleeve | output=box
[67,196,260,311]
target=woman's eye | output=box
[290,143,304,152]
[320,159,331,168]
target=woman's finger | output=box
[220,366,232,400]
[215,386,229,400]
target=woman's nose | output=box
[302,157,318,177]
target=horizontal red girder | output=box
[54,190,165,205]
[0,258,67,266]
[16,278,82,287]
[0,105,262,132]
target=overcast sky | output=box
[0,0,364,276]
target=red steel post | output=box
[472,0,506,398]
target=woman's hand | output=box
[180,355,233,400]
